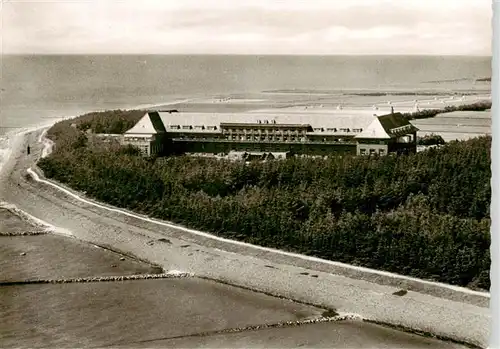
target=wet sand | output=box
[0,209,325,348]
[123,320,468,349]
[0,234,162,282]
[0,208,40,233]
[1,279,324,348]
[158,92,491,114]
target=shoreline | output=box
[0,100,492,348]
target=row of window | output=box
[226,135,307,142]
[138,145,149,155]
[223,129,306,135]
[125,137,153,142]
[390,125,413,134]
[169,125,218,130]
[173,135,351,143]
[313,128,362,133]
[360,148,386,156]
[168,127,362,134]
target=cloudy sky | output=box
[1,0,492,55]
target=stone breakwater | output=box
[193,313,365,335]
[0,230,49,236]
[0,271,194,286]
[117,313,365,347]
[129,312,481,349]
[362,320,482,349]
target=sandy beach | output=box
[0,100,490,348]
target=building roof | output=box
[153,110,379,136]
[354,118,391,139]
[355,112,418,139]
[124,110,418,139]
[378,113,411,131]
[149,111,167,133]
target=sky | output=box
[0,0,493,55]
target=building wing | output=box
[355,112,418,139]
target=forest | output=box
[38,109,492,290]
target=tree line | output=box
[38,110,491,290]
[402,100,491,120]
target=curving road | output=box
[0,129,489,348]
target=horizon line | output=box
[1,53,493,57]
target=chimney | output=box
[391,106,394,114]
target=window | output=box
[379,149,386,155]
[182,125,192,130]
[360,149,366,155]
[369,149,376,155]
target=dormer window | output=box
[207,126,217,130]
[182,125,193,130]
[169,125,180,130]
